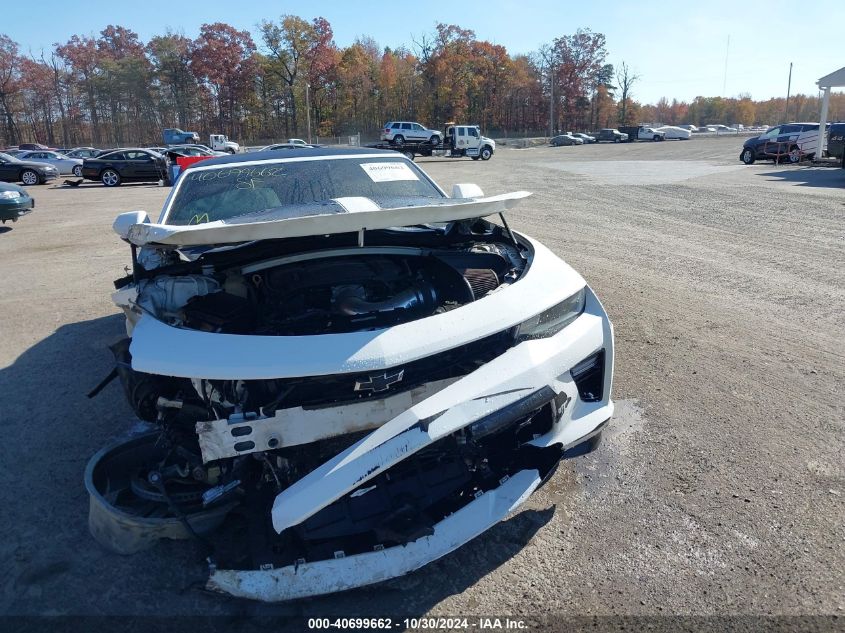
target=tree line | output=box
[1,17,842,147]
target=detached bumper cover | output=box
[208,469,542,601]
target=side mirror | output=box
[113,210,150,240]
[451,183,485,199]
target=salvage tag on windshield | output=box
[360,162,419,182]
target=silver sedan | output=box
[17,150,83,176]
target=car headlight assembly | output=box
[514,287,586,342]
[0,190,21,200]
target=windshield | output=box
[165,156,445,226]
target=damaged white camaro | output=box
[85,147,614,602]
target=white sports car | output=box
[87,147,614,602]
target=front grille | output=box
[258,329,514,410]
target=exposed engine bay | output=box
[134,241,523,337]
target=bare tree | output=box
[536,43,556,136]
[616,61,639,125]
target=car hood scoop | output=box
[125,191,531,247]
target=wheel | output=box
[653,136,660,141]
[101,169,121,187]
[740,148,755,165]
[480,146,492,160]
[72,165,83,177]
[392,135,405,146]
[429,135,440,145]
[226,148,236,154]
[614,138,620,143]
[788,146,801,163]
[402,150,415,161]
[20,169,40,186]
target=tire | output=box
[740,148,755,165]
[20,169,40,186]
[429,135,440,145]
[480,146,492,160]
[72,165,83,177]
[614,138,620,143]
[392,135,405,146]
[788,146,801,163]
[101,169,121,187]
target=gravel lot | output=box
[1,137,842,624]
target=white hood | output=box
[126,191,530,247]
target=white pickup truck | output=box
[209,134,240,154]
[619,126,666,141]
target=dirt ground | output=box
[0,137,842,623]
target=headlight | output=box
[0,190,21,199]
[514,287,586,342]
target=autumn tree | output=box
[552,29,607,131]
[148,33,197,129]
[191,23,257,137]
[0,34,21,144]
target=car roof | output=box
[196,146,400,168]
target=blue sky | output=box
[4,0,843,103]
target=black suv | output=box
[827,123,845,167]
[739,123,822,164]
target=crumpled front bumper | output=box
[207,286,614,601]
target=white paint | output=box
[128,236,587,380]
[207,469,542,601]
[270,286,614,533]
[195,378,458,461]
[331,197,381,213]
[360,161,419,182]
[125,191,531,246]
[452,183,485,199]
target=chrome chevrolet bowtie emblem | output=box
[354,369,405,393]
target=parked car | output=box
[165,144,227,157]
[709,124,737,134]
[381,121,442,145]
[550,134,584,146]
[678,124,698,132]
[93,146,615,602]
[596,128,629,143]
[572,133,596,143]
[827,122,845,163]
[0,182,34,223]
[81,148,168,186]
[162,128,200,144]
[655,126,692,140]
[18,150,84,176]
[260,143,318,151]
[287,138,309,146]
[18,143,49,151]
[0,152,59,185]
[739,122,824,164]
[64,147,101,159]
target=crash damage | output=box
[86,148,614,601]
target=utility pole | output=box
[549,62,555,137]
[305,83,312,143]
[784,63,792,122]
